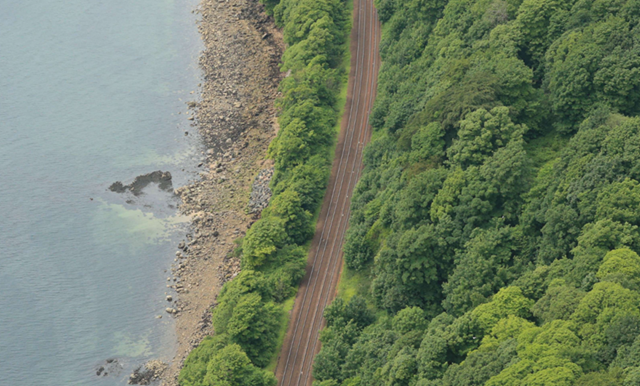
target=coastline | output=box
[162,0,284,384]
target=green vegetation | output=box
[313,0,640,384]
[179,0,351,384]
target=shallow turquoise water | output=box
[0,0,202,384]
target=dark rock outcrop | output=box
[109,171,174,196]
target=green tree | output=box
[378,346,420,386]
[447,107,526,169]
[439,339,518,386]
[624,367,640,386]
[324,296,375,330]
[597,248,640,289]
[409,122,446,163]
[545,17,640,132]
[265,245,307,302]
[269,118,313,171]
[272,154,331,212]
[569,220,640,289]
[470,287,534,333]
[574,369,624,386]
[571,282,640,327]
[484,320,585,386]
[512,0,571,79]
[342,321,399,384]
[443,225,527,316]
[259,0,280,15]
[242,217,286,268]
[595,179,640,225]
[179,335,230,386]
[263,189,313,244]
[393,168,448,231]
[371,224,451,313]
[599,314,640,365]
[393,307,429,334]
[531,280,585,323]
[571,281,640,356]
[314,320,367,383]
[213,270,274,334]
[224,293,280,367]
[203,344,277,386]
[612,329,640,370]
[477,315,534,352]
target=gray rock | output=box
[247,167,274,214]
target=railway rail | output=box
[274,1,381,384]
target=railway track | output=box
[274,0,381,384]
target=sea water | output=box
[0,0,202,384]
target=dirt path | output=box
[274,1,381,385]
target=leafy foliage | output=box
[313,0,640,384]
[203,344,277,386]
[179,340,277,386]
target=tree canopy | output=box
[312,0,640,384]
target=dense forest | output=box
[312,0,640,385]
[178,0,350,385]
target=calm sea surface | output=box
[0,0,203,384]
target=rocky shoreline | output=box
[160,0,284,385]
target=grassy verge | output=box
[266,296,296,372]
[336,262,371,301]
